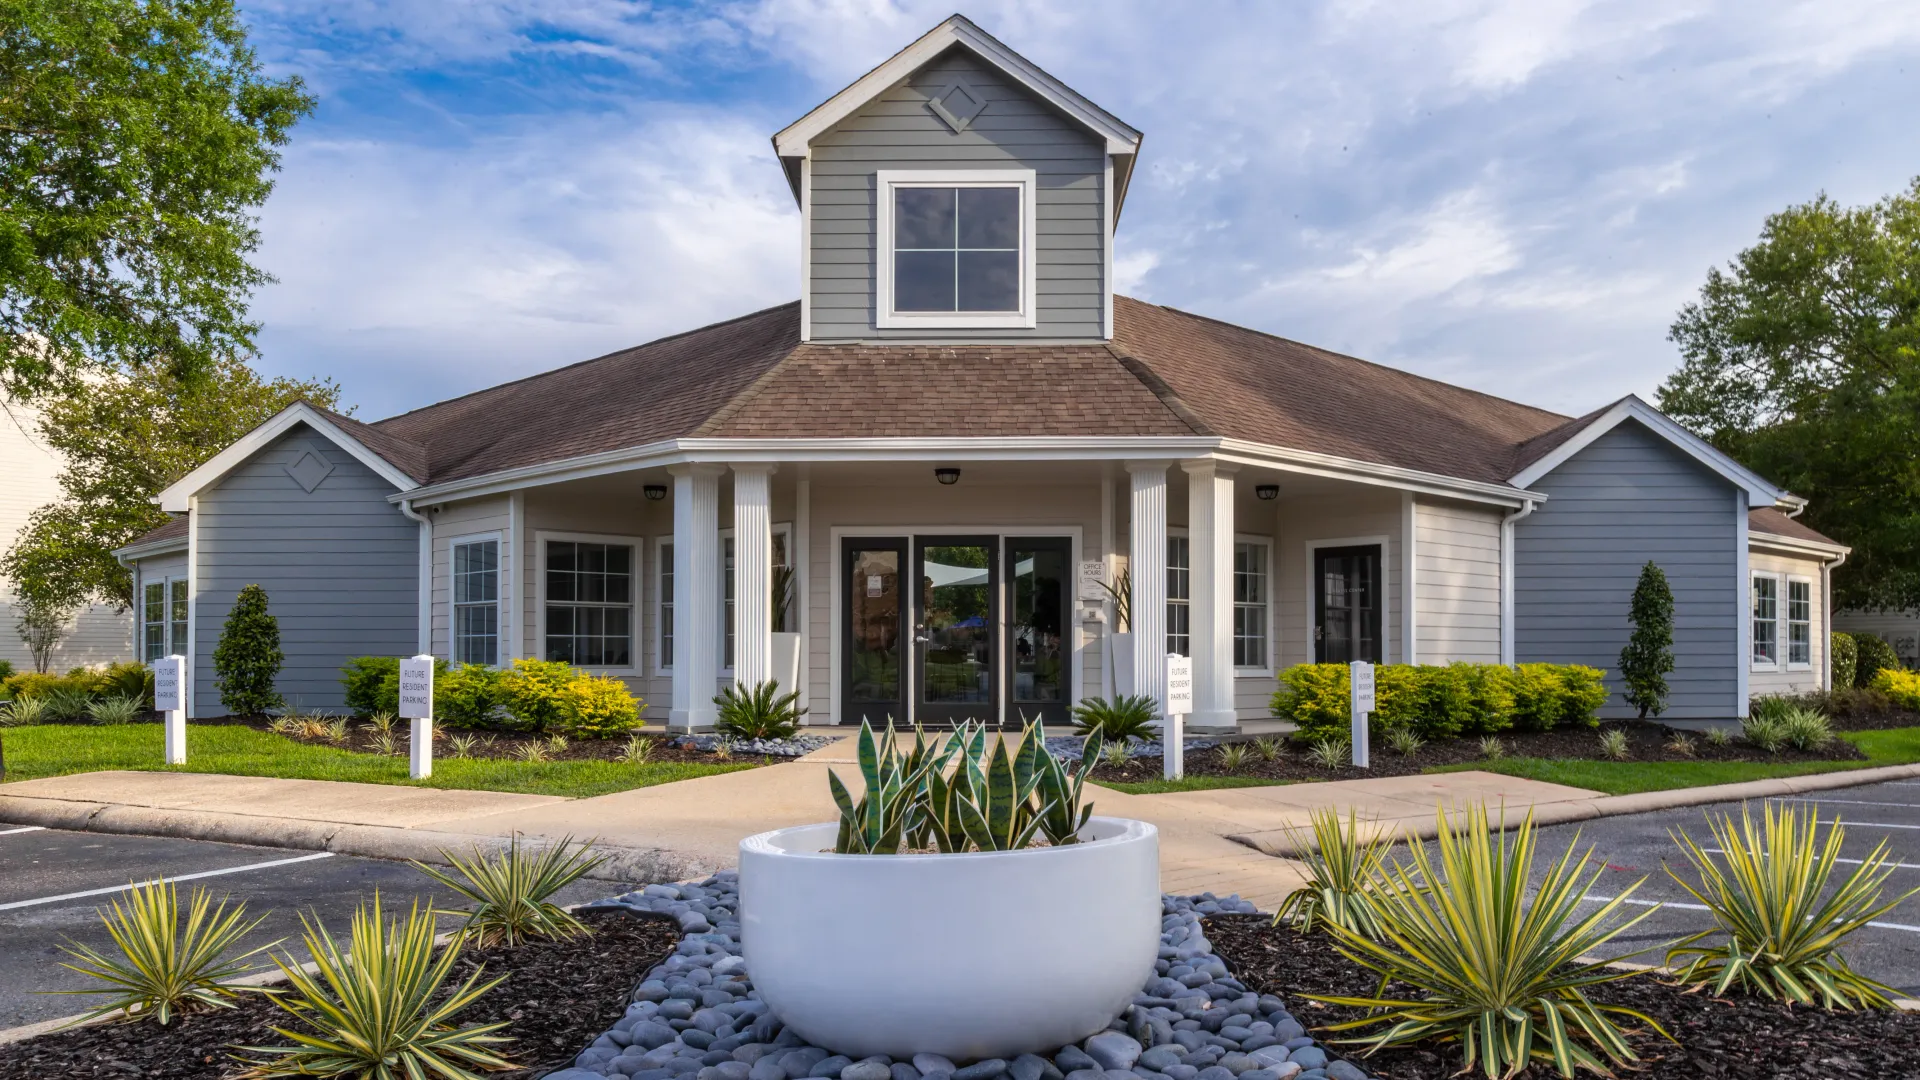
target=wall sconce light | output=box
[643,484,668,501]
[935,468,961,486]
[1256,484,1280,501]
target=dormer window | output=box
[875,169,1036,329]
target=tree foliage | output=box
[1619,562,1675,719]
[212,582,279,714]
[0,358,340,610]
[0,0,313,394]
[1658,179,1920,612]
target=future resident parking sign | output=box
[398,655,434,720]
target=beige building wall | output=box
[1749,547,1830,697]
[1413,497,1504,664]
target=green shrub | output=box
[212,584,282,715]
[1852,632,1900,687]
[1831,631,1858,690]
[97,662,155,707]
[50,879,274,1026]
[557,673,643,737]
[1069,694,1159,742]
[498,659,574,733]
[0,659,13,682]
[340,656,401,716]
[435,663,503,729]
[1274,662,1605,742]
[1512,663,1607,731]
[43,684,93,721]
[1620,561,1675,718]
[715,680,804,740]
[4,671,91,702]
[1870,668,1920,711]
[412,836,606,948]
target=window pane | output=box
[548,542,576,573]
[958,187,1019,248]
[895,250,955,311]
[894,187,955,249]
[957,250,1018,311]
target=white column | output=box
[1183,459,1237,729]
[1128,461,1170,724]
[670,463,725,730]
[732,464,774,689]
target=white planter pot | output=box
[1110,632,1135,697]
[739,817,1160,1060]
[770,632,803,697]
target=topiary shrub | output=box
[557,674,643,737]
[1271,664,1349,739]
[1871,669,1920,711]
[498,659,578,734]
[1831,632,1858,691]
[213,584,282,715]
[435,663,504,729]
[1619,561,1675,718]
[4,671,93,703]
[340,657,401,716]
[1274,662,1604,742]
[1853,633,1900,688]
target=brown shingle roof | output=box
[123,514,187,549]
[1750,508,1845,549]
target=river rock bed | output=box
[550,876,1370,1080]
[675,734,834,758]
[1041,735,1222,762]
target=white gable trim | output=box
[156,402,418,512]
[1508,396,1788,508]
[772,16,1142,159]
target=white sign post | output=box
[1349,660,1375,769]
[1164,653,1194,780]
[399,654,435,779]
[153,655,186,765]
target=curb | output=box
[1230,761,1920,856]
[0,794,699,884]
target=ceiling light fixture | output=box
[935,468,962,486]
[1256,484,1280,501]
[644,484,668,501]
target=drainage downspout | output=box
[399,498,433,655]
[1823,548,1848,691]
[1499,499,1538,666]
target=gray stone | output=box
[843,1061,892,1080]
[711,1063,752,1080]
[683,1030,715,1050]
[749,1058,788,1080]
[634,1022,679,1049]
[1195,1069,1235,1080]
[1246,1049,1289,1071]
[954,1061,1008,1080]
[810,1056,853,1078]
[1284,1050,1324,1071]
[1324,1064,1364,1080]
[1216,1055,1259,1075]
[734,1045,775,1065]
[1138,1047,1182,1072]
[1064,1071,1105,1080]
[1053,1047,1097,1073]
[1162,1068,1199,1080]
[1084,1034,1143,1072]
[1237,1072,1279,1080]
[547,1071,609,1080]
[891,1066,922,1080]
[914,1056,958,1077]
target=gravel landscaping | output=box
[1042,736,1222,761]
[555,876,1372,1080]
[1205,914,1920,1080]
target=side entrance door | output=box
[842,538,907,727]
[914,536,999,726]
[1313,544,1383,664]
[1006,537,1071,726]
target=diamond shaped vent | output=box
[285,449,335,493]
[927,82,987,133]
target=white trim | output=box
[185,496,198,720]
[1786,573,1815,672]
[1214,439,1533,507]
[795,477,812,718]
[770,15,1141,160]
[874,169,1038,330]
[1508,396,1788,508]
[533,530,644,675]
[138,573,190,664]
[506,491,524,662]
[653,535,675,676]
[447,530,504,667]
[799,156,813,342]
[1303,535,1393,665]
[1750,570,1782,673]
[1102,155,1115,340]
[399,500,432,654]
[1231,533,1275,678]
[827,525,1083,728]
[113,535,188,560]
[1499,500,1537,665]
[1748,530,1850,560]
[1401,491,1417,666]
[1737,490,1751,711]
[157,402,417,512]
[715,523,793,678]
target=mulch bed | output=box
[1206,913,1920,1080]
[1087,720,1869,785]
[0,908,678,1080]
[163,714,769,767]
[1822,703,1920,733]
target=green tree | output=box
[0,0,314,395]
[0,358,340,610]
[1658,179,1920,612]
[1619,561,1674,718]
[212,582,279,714]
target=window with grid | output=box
[723,537,736,670]
[545,541,633,666]
[658,542,674,670]
[1787,579,1812,667]
[453,539,500,665]
[143,581,168,661]
[169,580,188,658]
[1233,540,1269,669]
[1166,535,1191,658]
[1752,574,1778,667]
[891,186,1021,313]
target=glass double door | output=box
[842,535,1070,728]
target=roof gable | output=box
[1506,394,1792,508]
[156,402,421,513]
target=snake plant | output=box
[1035,728,1103,845]
[956,728,1048,851]
[830,720,941,853]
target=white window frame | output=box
[1233,534,1275,677]
[1751,572,1781,672]
[1166,529,1191,658]
[535,531,642,674]
[1786,574,1814,671]
[718,523,793,677]
[874,169,1038,330]
[654,536,675,676]
[657,525,792,678]
[141,575,189,662]
[448,531,504,667]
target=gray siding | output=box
[1514,420,1740,718]
[193,426,416,715]
[808,48,1108,341]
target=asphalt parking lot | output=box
[1511,779,1920,997]
[0,827,631,1030]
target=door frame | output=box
[840,536,909,728]
[1004,535,1074,726]
[913,535,1001,727]
[830,524,1083,727]
[1304,535,1390,665]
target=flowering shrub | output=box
[557,673,643,737]
[1871,668,1920,711]
[1274,661,1610,742]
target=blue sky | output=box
[239,0,1920,421]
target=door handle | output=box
[913,623,930,645]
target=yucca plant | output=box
[1272,807,1391,939]
[1664,732,1696,758]
[1778,706,1832,751]
[447,733,479,759]
[545,734,569,756]
[1477,736,1505,761]
[618,735,655,764]
[1253,736,1286,762]
[1704,726,1732,748]
[2,694,47,725]
[241,896,513,1079]
[1069,694,1158,743]
[51,879,277,1025]
[367,710,397,735]
[1597,728,1630,760]
[1217,743,1251,772]
[1309,805,1665,1079]
[414,836,606,947]
[44,685,92,721]
[1742,713,1787,754]
[267,715,301,736]
[513,739,550,764]
[1665,803,1919,1008]
[87,694,143,726]
[1307,735,1350,770]
[714,679,806,740]
[1100,739,1131,769]
[368,731,401,757]
[324,717,350,744]
[1386,728,1424,757]
[710,736,734,760]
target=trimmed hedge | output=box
[1852,632,1900,688]
[1272,662,1609,742]
[1831,631,1859,691]
[2,662,155,708]
[1872,668,1920,711]
[338,656,644,737]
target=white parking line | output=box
[1581,894,1920,935]
[1707,847,1920,872]
[1772,796,1920,810]
[0,851,335,911]
[0,826,46,837]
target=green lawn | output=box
[1427,727,1920,795]
[1094,775,1292,795]
[0,723,753,798]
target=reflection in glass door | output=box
[1314,544,1382,664]
[915,536,998,726]
[843,539,906,726]
[1007,539,1070,725]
